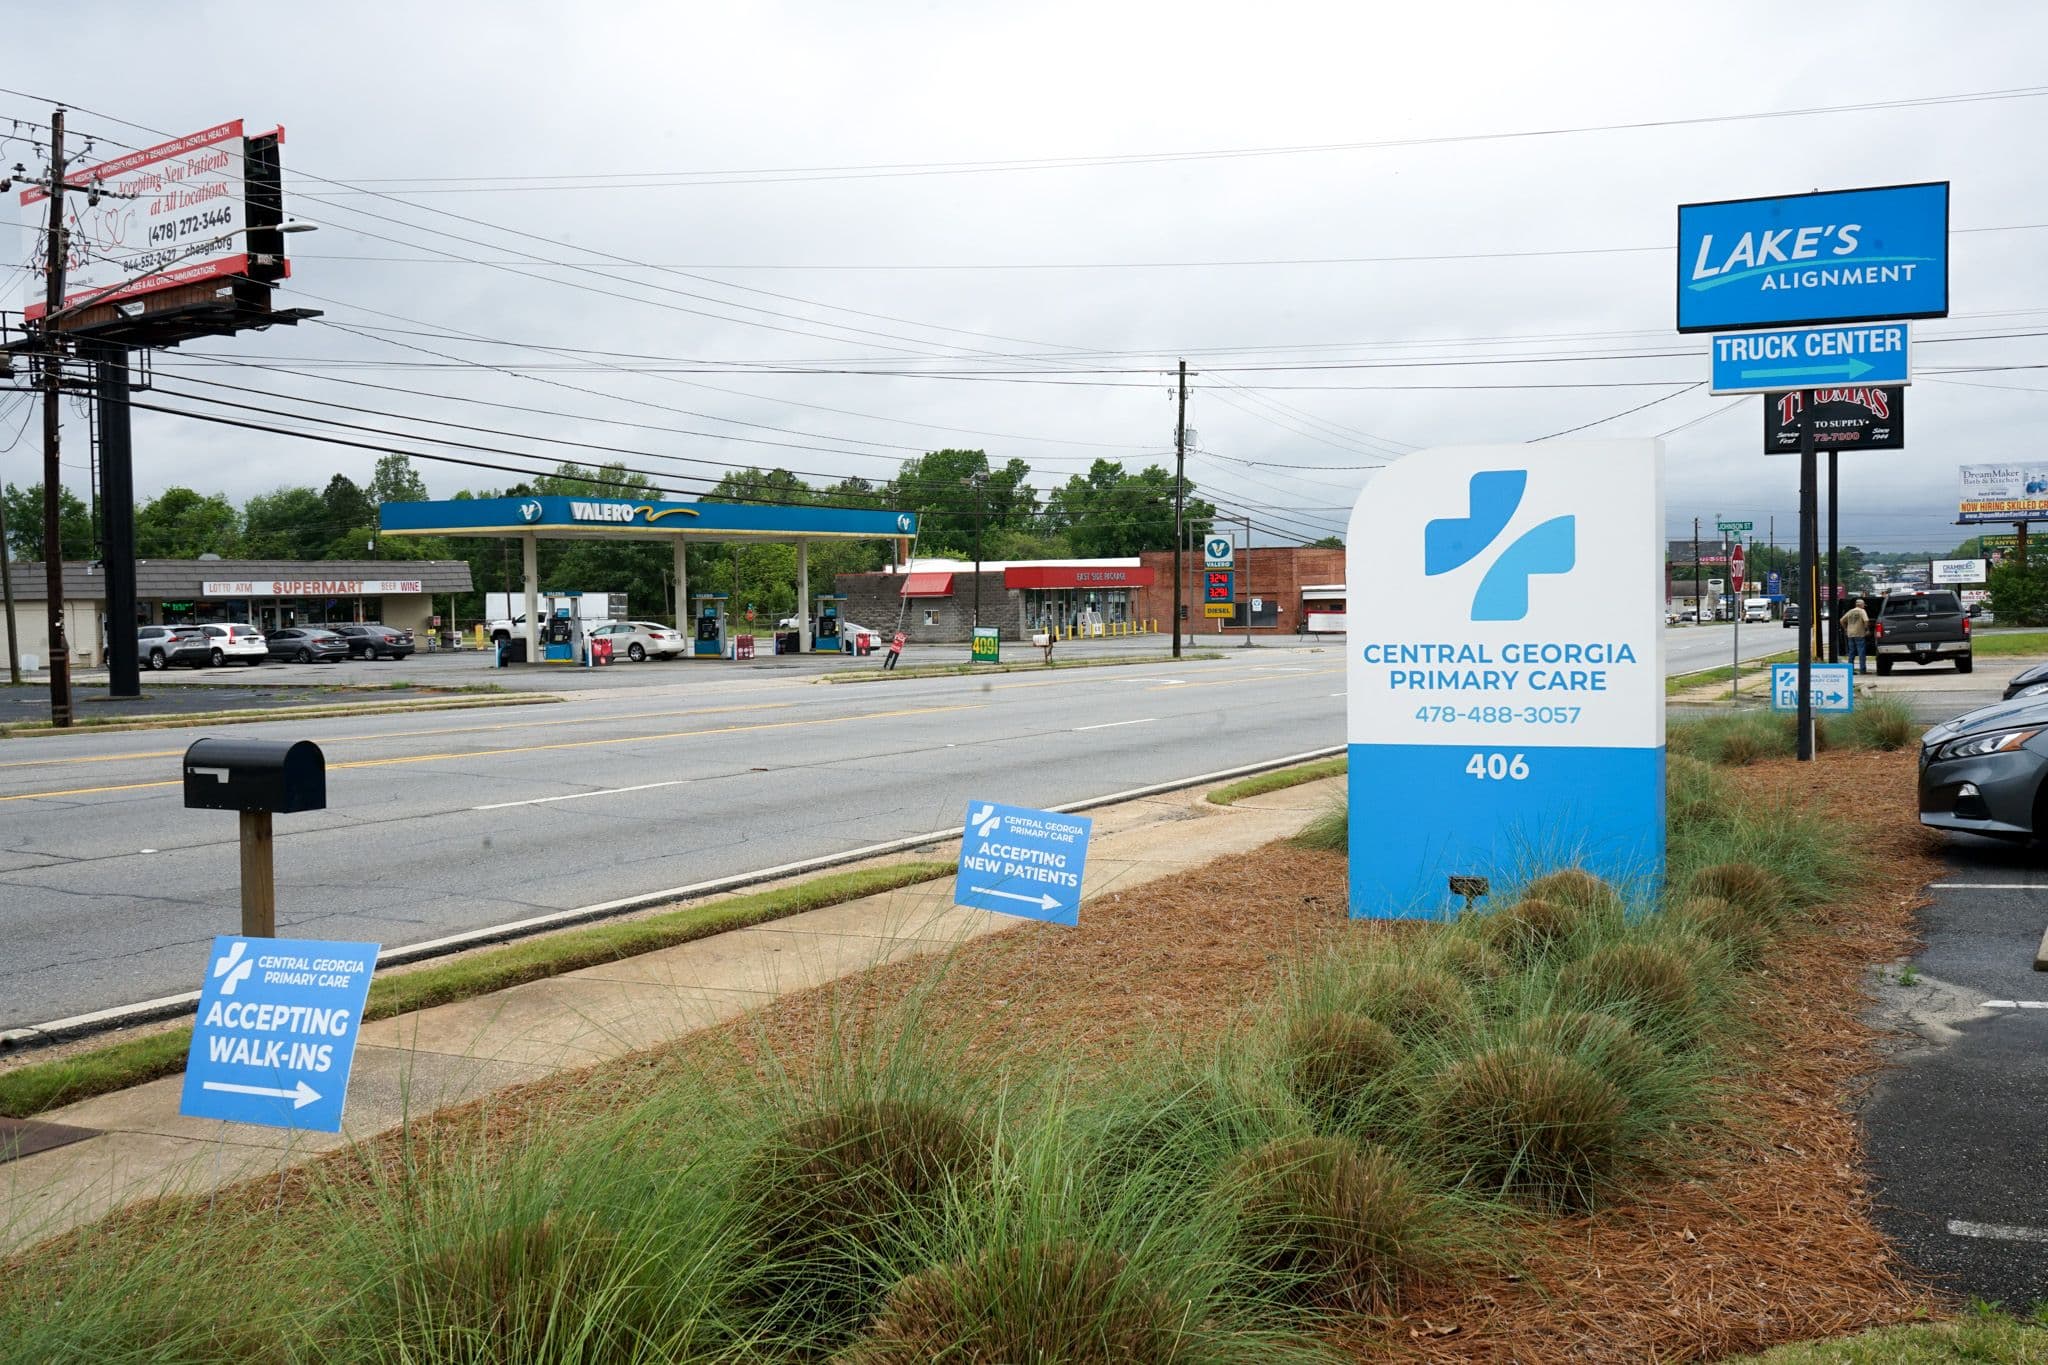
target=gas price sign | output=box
[1345,441,1665,918]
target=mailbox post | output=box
[182,738,327,938]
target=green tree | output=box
[1307,534,1344,549]
[1988,559,2048,626]
[367,453,429,504]
[2,482,93,561]
[320,474,375,545]
[1043,460,1213,556]
[884,449,1035,552]
[136,487,240,558]
[242,486,330,558]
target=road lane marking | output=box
[1980,1000,2048,1009]
[1927,883,2048,890]
[1073,718,1156,732]
[0,703,979,803]
[1946,1218,2048,1242]
[473,779,694,811]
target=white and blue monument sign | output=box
[1345,441,1665,918]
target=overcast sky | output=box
[5,0,2046,553]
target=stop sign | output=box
[1730,544,1746,592]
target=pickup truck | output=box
[1874,590,1972,675]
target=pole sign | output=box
[179,936,377,1133]
[956,801,1092,925]
[1345,440,1665,919]
[1767,570,1782,597]
[1708,322,1910,394]
[1676,182,1949,332]
[1771,662,1853,714]
[1203,535,1234,568]
[1765,386,1903,454]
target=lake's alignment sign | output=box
[1345,441,1666,918]
[179,935,378,1133]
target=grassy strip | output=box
[1205,755,1346,806]
[1665,650,1799,695]
[0,859,952,1119]
[1668,697,1918,766]
[821,650,1224,682]
[0,692,552,739]
[1967,630,2048,657]
[1732,1303,2048,1362]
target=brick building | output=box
[1134,546,1347,636]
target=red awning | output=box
[899,572,954,597]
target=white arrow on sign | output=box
[202,1078,321,1109]
[971,886,1062,912]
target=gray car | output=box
[1918,696,2048,841]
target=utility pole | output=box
[1171,359,1188,658]
[40,108,74,727]
[1238,511,1254,648]
[968,473,984,628]
[0,488,18,684]
[1692,517,1703,623]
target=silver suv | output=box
[137,625,211,670]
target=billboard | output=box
[20,120,281,322]
[1765,386,1905,454]
[1930,559,1986,585]
[1958,464,2048,524]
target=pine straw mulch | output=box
[27,751,1957,1363]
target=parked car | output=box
[137,625,211,670]
[1782,601,1801,628]
[332,623,416,660]
[1919,694,2048,841]
[265,627,351,664]
[2005,661,2048,700]
[198,623,268,667]
[587,620,686,661]
[1874,590,1972,675]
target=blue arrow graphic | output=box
[1739,358,1876,383]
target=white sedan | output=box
[588,620,688,661]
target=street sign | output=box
[1677,182,1949,332]
[1730,545,1746,592]
[956,801,1092,926]
[1771,662,1853,714]
[1708,322,1911,395]
[1203,602,1234,619]
[1345,441,1664,919]
[971,626,1000,663]
[1203,535,1234,568]
[1716,520,1753,534]
[179,935,377,1133]
[1765,386,1903,454]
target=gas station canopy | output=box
[377,495,918,542]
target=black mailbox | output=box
[182,738,327,814]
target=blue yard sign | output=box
[1708,321,1911,394]
[956,802,1092,925]
[1677,182,1948,332]
[180,936,378,1133]
[1771,662,1853,714]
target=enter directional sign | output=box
[1709,322,1910,395]
[1770,662,1854,715]
[956,800,1092,926]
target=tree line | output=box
[1,449,1223,625]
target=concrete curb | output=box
[2035,924,2047,973]
[0,692,555,739]
[816,650,1228,683]
[0,744,1344,1051]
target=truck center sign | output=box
[1346,441,1664,918]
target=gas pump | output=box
[812,595,845,653]
[692,592,729,658]
[543,604,583,662]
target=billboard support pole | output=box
[1797,416,1817,762]
[87,341,139,698]
[1827,449,1840,663]
[1171,359,1187,659]
[2017,521,2030,570]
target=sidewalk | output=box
[0,775,1343,1253]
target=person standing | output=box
[1841,598,1872,674]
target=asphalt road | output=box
[1861,836,2048,1309]
[0,651,1347,1028]
[1662,621,1797,674]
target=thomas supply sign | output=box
[1676,182,1948,332]
[180,936,376,1133]
[1708,322,1910,394]
[956,801,1092,925]
[1765,387,1903,454]
[1346,441,1664,919]
[1958,464,2048,523]
[20,120,267,322]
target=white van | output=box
[1743,597,1772,624]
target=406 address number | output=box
[1466,752,1529,781]
[1414,706,1581,725]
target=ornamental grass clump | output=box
[1476,896,1587,965]
[1283,1011,1405,1128]
[1426,1043,1629,1211]
[1340,961,1476,1043]
[1079,1065,1294,1203]
[389,1213,621,1365]
[1512,1009,1664,1096]
[1668,893,1772,969]
[1686,861,1795,929]
[1431,934,1512,986]
[1556,942,1702,1038]
[1519,868,1623,917]
[1221,1134,1446,1312]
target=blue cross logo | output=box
[1423,470,1575,621]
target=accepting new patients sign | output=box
[1677,182,1948,332]
[1346,441,1665,918]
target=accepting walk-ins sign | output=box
[1345,441,1665,918]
